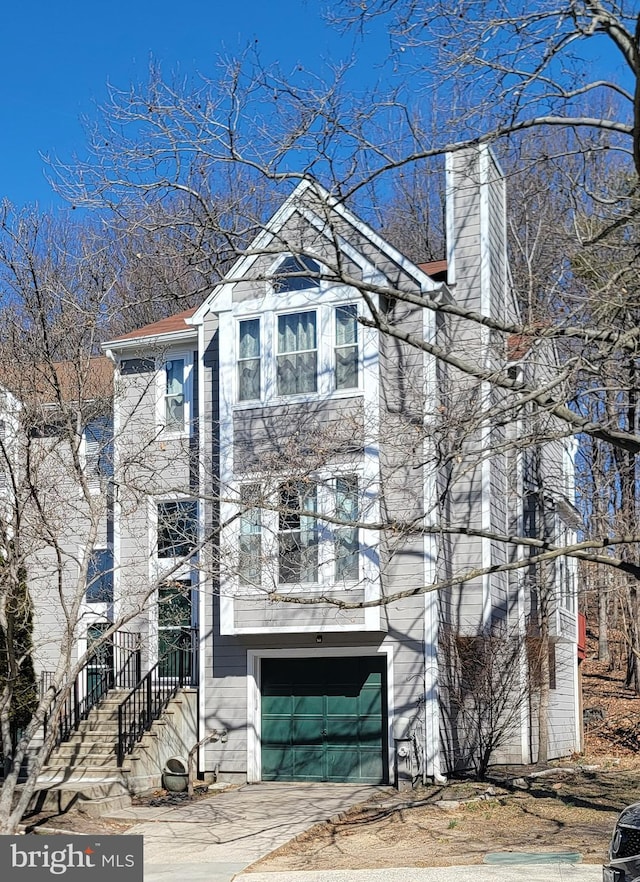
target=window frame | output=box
[271,254,321,294]
[334,303,359,391]
[156,499,199,561]
[277,479,319,585]
[233,301,362,407]
[158,352,193,436]
[85,546,114,604]
[238,483,263,587]
[234,470,362,591]
[237,318,262,402]
[82,416,113,494]
[276,309,318,397]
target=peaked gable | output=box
[191,178,446,322]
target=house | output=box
[96,144,580,787]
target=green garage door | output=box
[261,656,387,784]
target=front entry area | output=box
[260,655,387,784]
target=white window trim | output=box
[265,252,323,298]
[232,299,363,408]
[148,496,198,669]
[156,351,194,438]
[224,466,370,596]
[83,544,115,606]
[81,418,112,496]
[150,495,199,583]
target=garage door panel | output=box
[292,715,324,743]
[327,716,357,739]
[262,716,293,744]
[293,693,324,715]
[359,687,382,716]
[262,747,291,779]
[262,693,292,715]
[359,714,383,739]
[293,747,325,779]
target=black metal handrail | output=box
[46,630,141,748]
[117,627,198,767]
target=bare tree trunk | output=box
[537,591,550,766]
[598,577,610,663]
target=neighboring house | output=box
[0,358,115,683]
[98,145,581,787]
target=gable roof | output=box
[191,178,448,322]
[103,308,198,350]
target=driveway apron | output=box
[122,782,386,882]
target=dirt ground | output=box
[25,647,640,871]
[249,650,640,872]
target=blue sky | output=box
[1,2,631,212]
[2,1,389,210]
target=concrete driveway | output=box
[111,781,603,882]
[119,782,386,882]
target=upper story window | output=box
[238,319,261,402]
[239,484,262,586]
[278,481,318,584]
[157,500,198,559]
[335,475,359,581]
[84,416,113,491]
[85,547,114,603]
[273,255,321,292]
[335,305,359,390]
[277,311,317,396]
[165,359,185,430]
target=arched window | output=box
[273,255,321,292]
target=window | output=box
[277,311,317,396]
[335,475,359,581]
[84,417,113,489]
[85,548,114,603]
[335,305,358,390]
[239,484,262,586]
[158,579,192,678]
[157,501,198,558]
[273,255,320,292]
[238,319,261,401]
[278,481,318,583]
[165,359,185,430]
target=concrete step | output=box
[32,776,132,814]
[44,753,120,772]
[75,793,133,818]
[76,720,120,735]
[40,759,131,778]
[53,742,118,758]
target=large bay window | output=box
[235,303,361,405]
[235,475,361,588]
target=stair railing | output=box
[117,627,198,767]
[46,630,142,748]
